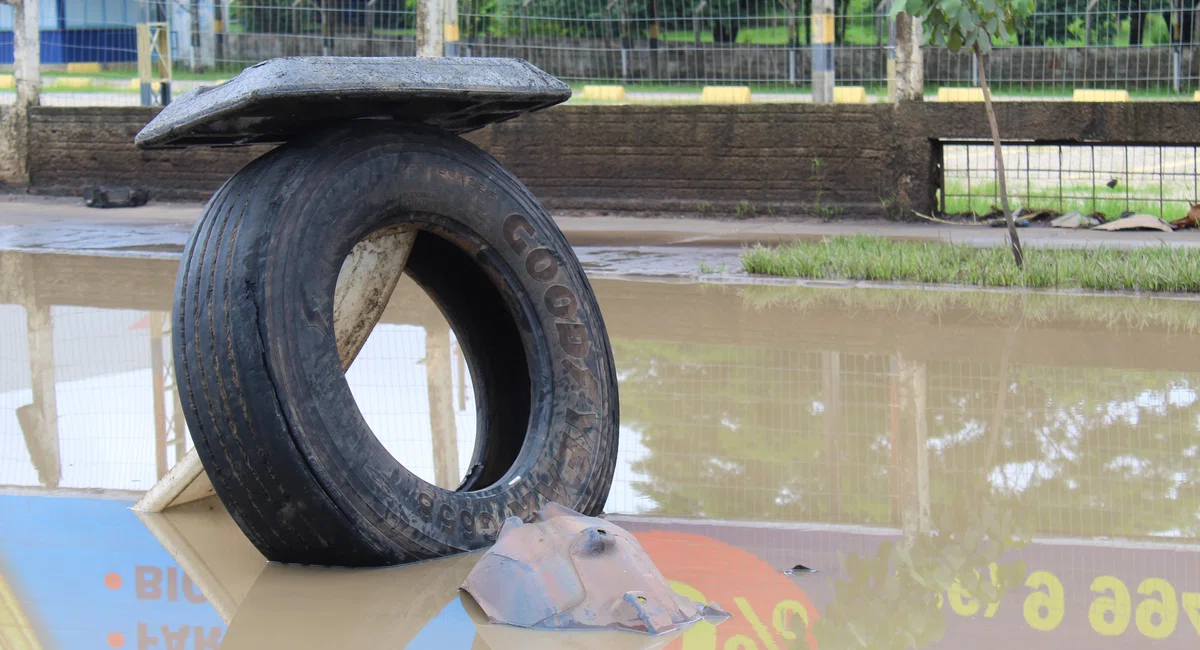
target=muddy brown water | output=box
[1,249,1198,650]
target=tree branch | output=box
[975,43,1024,268]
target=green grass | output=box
[741,235,1200,293]
[940,180,1194,221]
[662,21,883,45]
[660,12,1175,46]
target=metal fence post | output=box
[788,0,799,86]
[887,17,897,101]
[649,0,660,81]
[894,13,923,101]
[418,0,446,57]
[444,0,459,56]
[620,0,632,82]
[812,0,835,103]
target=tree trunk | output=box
[975,44,1024,268]
[894,12,923,101]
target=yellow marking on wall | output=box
[938,87,985,102]
[811,13,835,44]
[579,85,627,101]
[701,86,752,104]
[66,62,101,74]
[834,86,868,103]
[1073,89,1130,102]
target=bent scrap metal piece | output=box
[460,503,730,635]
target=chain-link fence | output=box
[939,142,1200,221]
[4,0,1200,107]
[929,2,1200,96]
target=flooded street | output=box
[1,249,1198,649]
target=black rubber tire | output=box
[173,121,619,567]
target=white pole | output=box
[895,12,923,101]
[812,0,835,102]
[417,0,445,57]
[9,0,40,109]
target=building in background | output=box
[0,0,219,68]
[1,0,141,64]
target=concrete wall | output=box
[0,106,21,186]
[26,107,268,199]
[16,102,1200,218]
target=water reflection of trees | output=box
[614,339,1200,539]
[808,493,1030,650]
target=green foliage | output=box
[890,0,1035,53]
[230,0,417,34]
[811,494,1030,650]
[741,235,1200,293]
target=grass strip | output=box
[741,235,1200,292]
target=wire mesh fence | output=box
[929,3,1200,96]
[4,0,1200,107]
[939,141,1200,221]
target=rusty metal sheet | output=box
[460,503,730,635]
[135,57,571,149]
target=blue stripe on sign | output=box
[813,44,833,72]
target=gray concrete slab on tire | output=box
[135,57,571,148]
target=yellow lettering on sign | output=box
[949,578,981,617]
[734,596,780,650]
[1089,576,1132,636]
[773,600,810,640]
[1182,592,1200,637]
[984,563,1001,617]
[670,581,719,650]
[1023,571,1065,632]
[1135,578,1177,640]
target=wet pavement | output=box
[7,195,1200,253]
[1,245,1199,649]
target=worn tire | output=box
[173,121,618,567]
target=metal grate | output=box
[937,140,1200,221]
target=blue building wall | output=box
[1,0,139,64]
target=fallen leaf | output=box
[1169,204,1200,230]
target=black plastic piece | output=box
[84,186,150,208]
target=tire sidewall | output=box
[257,122,615,561]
